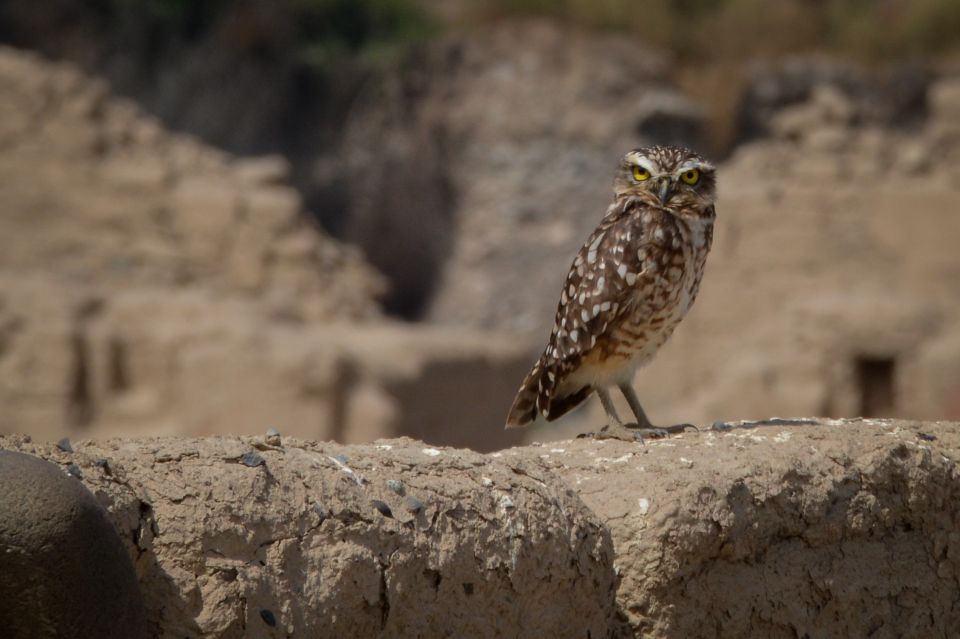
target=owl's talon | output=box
[653,422,696,434]
[671,422,699,433]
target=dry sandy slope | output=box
[3,418,959,637]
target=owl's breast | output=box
[609,216,713,360]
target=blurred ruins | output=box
[1,1,959,449]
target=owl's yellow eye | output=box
[680,168,700,185]
[632,166,651,181]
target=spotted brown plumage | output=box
[505,146,716,440]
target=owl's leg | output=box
[618,383,695,437]
[593,387,646,442]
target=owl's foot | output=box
[590,423,647,443]
[626,422,698,437]
[583,422,696,442]
[626,425,670,439]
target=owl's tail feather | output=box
[541,385,592,421]
[506,359,593,428]
[505,361,542,428]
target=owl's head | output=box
[614,145,716,219]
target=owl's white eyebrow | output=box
[633,157,659,174]
[676,160,713,173]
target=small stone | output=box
[56,438,73,453]
[386,479,404,495]
[94,458,112,476]
[66,463,83,479]
[334,453,349,464]
[481,477,494,488]
[240,452,265,468]
[711,421,732,432]
[405,496,424,513]
[372,500,393,518]
[918,432,937,442]
[259,609,277,627]
[265,427,281,446]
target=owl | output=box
[505,145,716,441]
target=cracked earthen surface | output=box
[508,418,960,637]
[0,434,616,638]
[2,418,959,637]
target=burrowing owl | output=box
[506,145,716,441]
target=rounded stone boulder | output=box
[0,450,146,639]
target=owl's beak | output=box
[657,177,674,206]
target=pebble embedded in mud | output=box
[265,427,282,446]
[259,609,277,627]
[240,452,265,468]
[405,496,424,513]
[386,479,404,495]
[372,500,394,518]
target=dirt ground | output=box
[2,417,958,637]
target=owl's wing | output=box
[535,199,650,416]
